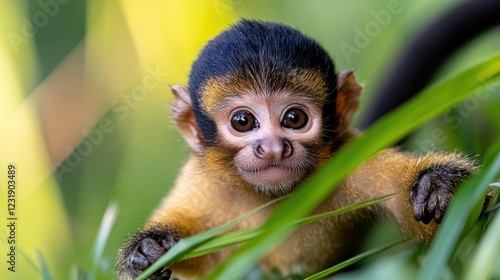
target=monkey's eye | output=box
[282,108,308,129]
[231,110,259,132]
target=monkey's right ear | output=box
[335,71,362,131]
[171,85,203,152]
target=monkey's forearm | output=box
[345,148,476,241]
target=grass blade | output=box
[91,201,119,268]
[207,54,500,279]
[180,228,261,260]
[463,209,500,280]
[293,194,395,226]
[35,251,55,280]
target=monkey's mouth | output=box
[238,164,307,187]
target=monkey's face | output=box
[213,92,324,195]
[171,69,360,197]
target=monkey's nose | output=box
[253,138,293,160]
[282,139,293,158]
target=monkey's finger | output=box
[411,173,433,203]
[139,238,167,264]
[410,172,433,222]
[434,187,452,224]
[129,247,150,270]
[423,190,440,224]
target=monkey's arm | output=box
[116,156,266,279]
[345,148,476,241]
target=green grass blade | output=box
[207,54,500,279]
[463,209,500,280]
[91,201,119,268]
[136,196,285,280]
[180,228,261,260]
[17,250,42,276]
[293,194,395,226]
[305,239,406,280]
[180,194,394,260]
[417,140,500,280]
[35,251,55,280]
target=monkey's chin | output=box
[239,167,306,197]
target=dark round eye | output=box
[231,110,259,132]
[282,108,308,129]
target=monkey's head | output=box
[171,20,362,197]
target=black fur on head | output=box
[189,19,338,146]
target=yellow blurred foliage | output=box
[0,1,71,279]
[0,0,239,278]
[118,0,239,87]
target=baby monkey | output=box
[116,20,476,279]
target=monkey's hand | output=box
[409,163,473,224]
[116,227,178,280]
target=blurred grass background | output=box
[0,0,499,279]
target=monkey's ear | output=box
[335,70,362,131]
[171,85,203,152]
